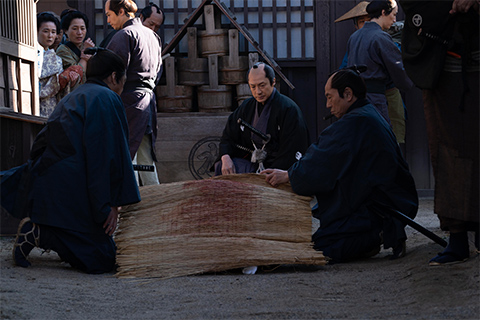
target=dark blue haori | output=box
[289,99,418,262]
[1,79,140,273]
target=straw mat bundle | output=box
[115,174,326,279]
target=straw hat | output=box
[335,1,370,23]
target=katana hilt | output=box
[133,164,155,172]
[237,118,271,144]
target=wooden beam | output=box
[162,0,213,56]
[213,0,295,89]
[0,108,47,125]
[162,0,295,90]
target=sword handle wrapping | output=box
[237,118,271,143]
[133,164,155,172]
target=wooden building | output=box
[0,0,45,234]
[2,0,433,188]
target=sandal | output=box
[429,250,469,266]
[12,217,40,268]
[390,240,406,260]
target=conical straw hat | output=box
[335,1,370,23]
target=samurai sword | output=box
[133,164,155,172]
[237,118,271,144]
[369,201,448,248]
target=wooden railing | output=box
[0,0,39,115]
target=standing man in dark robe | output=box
[336,1,408,150]
[346,0,413,123]
[99,3,164,49]
[262,68,418,263]
[400,0,479,265]
[216,62,309,175]
[1,48,140,273]
[105,0,163,186]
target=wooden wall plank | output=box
[20,61,32,92]
[156,113,228,182]
[7,57,18,112]
[0,56,5,108]
[0,115,45,235]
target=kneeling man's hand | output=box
[221,155,236,175]
[104,207,119,236]
[261,168,289,187]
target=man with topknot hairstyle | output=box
[105,0,163,186]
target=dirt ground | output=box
[1,197,479,320]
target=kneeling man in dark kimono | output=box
[216,62,309,175]
[1,48,140,274]
[262,68,418,263]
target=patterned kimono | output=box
[39,49,64,117]
[56,42,87,90]
[39,49,82,117]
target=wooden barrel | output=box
[156,85,193,113]
[236,84,252,107]
[177,58,209,86]
[198,29,229,57]
[197,85,232,112]
[219,56,249,85]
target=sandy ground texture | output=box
[1,197,479,320]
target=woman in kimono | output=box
[37,12,82,117]
[3,48,140,274]
[56,10,95,89]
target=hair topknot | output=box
[86,47,126,82]
[329,67,367,99]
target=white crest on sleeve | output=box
[412,14,422,27]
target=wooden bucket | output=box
[198,29,229,57]
[177,58,209,86]
[155,85,193,113]
[219,56,248,85]
[218,29,248,85]
[177,27,209,86]
[197,5,229,57]
[197,85,232,113]
[236,83,252,107]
